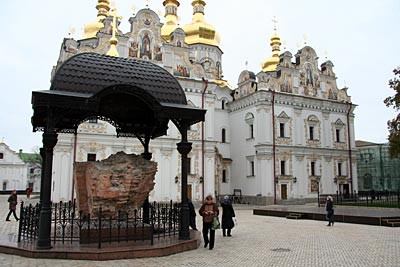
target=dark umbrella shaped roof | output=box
[31,53,205,138]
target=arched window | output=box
[222,170,227,183]
[222,128,226,143]
[222,100,225,110]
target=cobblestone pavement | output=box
[0,195,399,267]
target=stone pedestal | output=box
[74,151,157,218]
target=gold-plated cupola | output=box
[183,0,220,46]
[83,0,111,39]
[261,32,281,72]
[161,0,180,42]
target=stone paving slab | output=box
[0,196,399,266]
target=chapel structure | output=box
[50,0,357,204]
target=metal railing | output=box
[318,190,400,208]
[18,200,181,248]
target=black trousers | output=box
[6,209,18,221]
[202,221,215,249]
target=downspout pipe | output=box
[272,90,277,204]
[347,103,353,195]
[201,78,208,203]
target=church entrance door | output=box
[281,184,287,200]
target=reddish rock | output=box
[74,151,157,218]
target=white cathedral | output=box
[50,0,358,204]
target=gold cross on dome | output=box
[272,16,278,32]
[110,8,123,38]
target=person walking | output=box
[221,195,236,237]
[325,195,334,226]
[199,194,219,250]
[6,190,19,222]
[188,199,197,230]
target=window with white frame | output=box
[311,161,316,176]
[333,119,345,143]
[338,162,342,176]
[306,115,320,141]
[277,111,290,139]
[279,123,285,137]
[87,153,96,161]
[222,128,226,143]
[222,169,227,183]
[245,113,255,139]
[280,160,286,175]
[247,156,255,177]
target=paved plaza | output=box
[0,195,399,266]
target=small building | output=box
[356,140,400,191]
[0,141,41,192]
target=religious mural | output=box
[140,32,152,59]
[173,55,190,77]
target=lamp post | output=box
[317,176,321,207]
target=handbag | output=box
[211,215,221,230]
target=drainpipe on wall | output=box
[201,78,208,203]
[347,103,353,195]
[272,90,277,204]
[71,132,77,201]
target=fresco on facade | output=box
[129,41,139,58]
[173,55,190,77]
[140,32,152,59]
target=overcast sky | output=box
[1,0,399,152]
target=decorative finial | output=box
[283,40,287,50]
[106,8,123,57]
[272,16,278,32]
[131,5,137,14]
[68,27,76,38]
[1,137,4,143]
[303,34,308,45]
[245,60,248,70]
[324,49,329,60]
[146,0,150,8]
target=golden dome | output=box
[261,32,281,72]
[161,0,180,41]
[183,0,220,46]
[83,0,110,39]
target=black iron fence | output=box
[318,190,400,208]
[18,200,181,248]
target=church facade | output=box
[50,0,357,204]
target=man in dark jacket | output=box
[6,190,19,221]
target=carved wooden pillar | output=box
[37,129,58,249]
[177,126,192,240]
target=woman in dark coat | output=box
[221,195,235,237]
[325,196,334,226]
[6,190,19,221]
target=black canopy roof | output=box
[31,53,205,138]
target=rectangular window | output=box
[250,124,254,139]
[187,158,191,175]
[222,129,226,143]
[309,126,314,140]
[250,161,255,176]
[336,129,341,142]
[30,168,35,174]
[0,153,3,159]
[87,153,96,161]
[279,123,285,138]
[338,162,342,176]
[311,162,316,176]
[222,170,227,183]
[280,160,286,175]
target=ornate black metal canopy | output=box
[32,52,204,249]
[31,52,205,138]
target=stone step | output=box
[286,213,303,220]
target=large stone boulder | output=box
[74,151,157,218]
